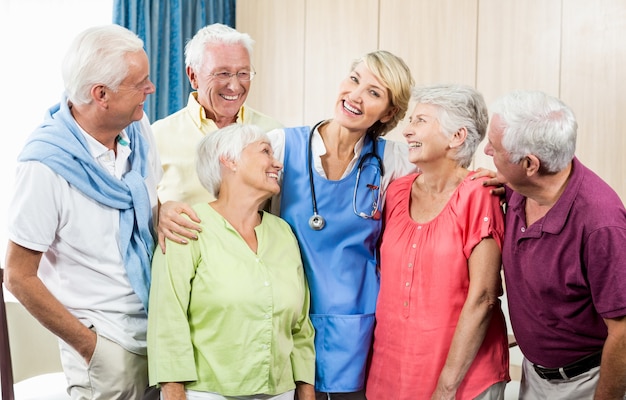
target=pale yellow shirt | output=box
[152,92,283,205]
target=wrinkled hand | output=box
[473,167,506,198]
[157,201,202,253]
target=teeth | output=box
[267,172,279,179]
[222,94,239,100]
[409,142,422,148]
[343,101,362,115]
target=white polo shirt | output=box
[8,114,162,355]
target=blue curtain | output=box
[113,0,236,122]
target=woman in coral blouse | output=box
[366,84,510,400]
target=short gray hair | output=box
[490,91,577,173]
[62,24,145,105]
[185,23,254,71]
[196,124,268,198]
[411,84,488,168]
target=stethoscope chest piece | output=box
[306,120,384,231]
[308,214,326,230]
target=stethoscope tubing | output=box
[307,121,384,230]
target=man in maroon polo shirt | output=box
[484,90,626,400]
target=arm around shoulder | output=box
[156,200,202,252]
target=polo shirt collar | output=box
[187,91,246,129]
[507,157,583,235]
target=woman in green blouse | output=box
[147,124,315,400]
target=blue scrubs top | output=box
[280,126,385,392]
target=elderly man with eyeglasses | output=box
[152,23,282,236]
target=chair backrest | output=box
[1,268,65,400]
[1,268,15,400]
[6,302,65,382]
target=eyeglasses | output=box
[208,70,256,82]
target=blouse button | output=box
[521,227,526,233]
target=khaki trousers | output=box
[474,381,506,400]
[520,357,600,400]
[59,333,148,400]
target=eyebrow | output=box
[212,66,251,72]
[352,68,386,93]
[134,75,150,86]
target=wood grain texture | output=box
[380,0,479,143]
[236,0,306,126]
[303,0,379,124]
[560,0,626,201]
[236,0,626,200]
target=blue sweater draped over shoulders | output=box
[18,96,155,311]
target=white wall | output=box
[0,0,113,261]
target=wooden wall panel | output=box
[476,0,562,100]
[560,0,626,201]
[236,0,306,127]
[380,0,479,143]
[474,0,562,170]
[303,0,379,125]
[380,0,478,87]
[236,0,626,201]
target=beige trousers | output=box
[519,357,600,400]
[59,332,148,400]
[474,381,506,400]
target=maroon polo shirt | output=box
[503,157,626,368]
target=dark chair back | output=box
[0,267,15,400]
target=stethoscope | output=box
[307,121,385,231]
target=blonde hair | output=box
[354,50,414,137]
